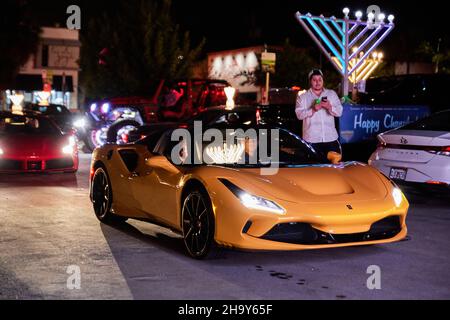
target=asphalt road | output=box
[1,153,449,300]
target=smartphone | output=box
[321,96,328,102]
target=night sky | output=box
[28,0,446,59]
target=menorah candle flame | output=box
[206,142,245,164]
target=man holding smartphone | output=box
[295,69,343,159]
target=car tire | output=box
[91,167,127,224]
[106,120,141,144]
[84,129,99,152]
[181,188,218,259]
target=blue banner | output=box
[339,104,431,144]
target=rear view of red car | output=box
[0,112,78,173]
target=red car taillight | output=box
[377,140,386,149]
[256,108,261,124]
[427,146,450,157]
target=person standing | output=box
[295,69,343,158]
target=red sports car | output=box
[0,111,78,173]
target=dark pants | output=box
[311,140,342,159]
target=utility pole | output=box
[295,7,395,98]
[436,38,442,73]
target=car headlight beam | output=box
[392,187,403,207]
[62,136,76,154]
[239,192,285,214]
[219,178,285,214]
[73,118,86,128]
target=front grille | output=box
[27,160,42,170]
[45,158,74,170]
[261,216,402,245]
[0,159,23,170]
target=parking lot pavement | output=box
[0,153,449,299]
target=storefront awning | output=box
[10,74,74,92]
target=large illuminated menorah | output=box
[295,7,395,96]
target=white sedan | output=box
[369,110,450,187]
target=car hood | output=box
[213,162,388,204]
[0,134,65,157]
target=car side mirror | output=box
[327,151,342,164]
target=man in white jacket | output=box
[295,69,343,158]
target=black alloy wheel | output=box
[92,167,127,223]
[182,190,215,259]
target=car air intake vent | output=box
[261,216,402,245]
[27,161,42,170]
[46,158,74,170]
[118,149,139,172]
[0,159,23,170]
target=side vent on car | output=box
[118,149,139,172]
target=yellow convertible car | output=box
[89,124,409,259]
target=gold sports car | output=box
[89,124,409,259]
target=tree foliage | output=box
[80,0,205,99]
[237,39,341,91]
[416,39,450,74]
[270,39,317,89]
[0,0,41,90]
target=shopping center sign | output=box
[261,52,276,73]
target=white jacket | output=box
[295,88,343,143]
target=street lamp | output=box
[224,86,236,110]
[9,92,25,113]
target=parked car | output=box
[359,73,450,113]
[82,79,231,152]
[0,111,78,173]
[24,103,77,133]
[369,109,450,189]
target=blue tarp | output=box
[338,104,431,144]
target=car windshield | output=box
[197,83,228,108]
[401,110,450,131]
[187,108,257,127]
[29,104,70,115]
[162,125,324,167]
[0,115,60,135]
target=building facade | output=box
[5,27,80,110]
[207,46,281,102]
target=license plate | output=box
[389,168,407,180]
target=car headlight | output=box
[392,187,403,207]
[62,136,76,154]
[0,147,3,155]
[239,192,285,214]
[101,103,110,114]
[219,178,285,214]
[73,118,86,128]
